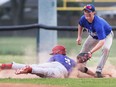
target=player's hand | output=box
[76,37,82,45]
[88,52,92,58]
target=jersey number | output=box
[64,58,71,65]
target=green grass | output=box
[0,37,36,55]
[0,37,36,63]
[0,37,116,57]
[0,55,36,64]
[0,37,116,64]
[0,78,116,87]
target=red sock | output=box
[1,64,12,69]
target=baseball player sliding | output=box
[0,45,76,78]
[76,4,114,78]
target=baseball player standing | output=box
[0,45,76,78]
[76,4,114,78]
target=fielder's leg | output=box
[77,35,99,77]
[96,31,114,78]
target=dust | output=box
[23,46,51,64]
[102,63,116,78]
[23,46,37,64]
[69,60,116,78]
[69,52,116,78]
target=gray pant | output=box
[80,31,114,72]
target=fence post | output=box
[37,0,57,63]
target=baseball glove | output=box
[77,52,91,63]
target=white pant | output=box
[80,31,114,72]
[12,62,68,78]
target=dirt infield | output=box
[0,70,39,78]
[0,83,64,87]
[0,70,65,87]
[0,64,116,79]
[0,63,116,87]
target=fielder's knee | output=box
[102,48,110,55]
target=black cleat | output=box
[95,72,103,78]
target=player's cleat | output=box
[95,71,103,78]
[15,66,32,75]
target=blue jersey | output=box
[79,15,112,40]
[48,54,76,73]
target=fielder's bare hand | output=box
[76,37,82,45]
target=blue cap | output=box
[83,4,95,12]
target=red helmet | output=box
[50,45,66,55]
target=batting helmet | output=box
[50,45,66,55]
